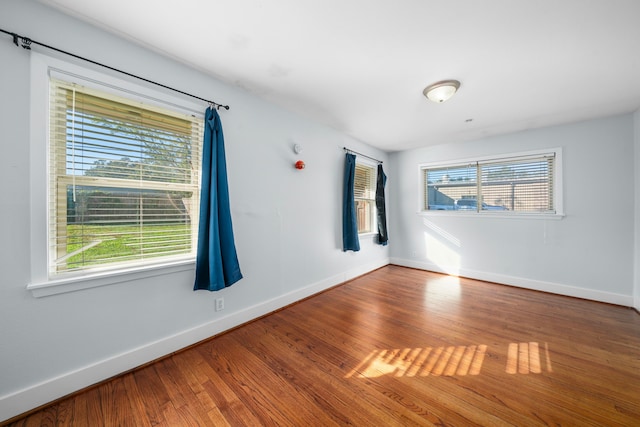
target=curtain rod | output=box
[343,147,383,164]
[1,28,230,111]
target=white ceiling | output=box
[40,0,640,152]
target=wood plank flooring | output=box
[5,265,640,426]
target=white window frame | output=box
[354,159,378,236]
[418,148,564,219]
[27,53,205,297]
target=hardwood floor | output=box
[6,265,640,426]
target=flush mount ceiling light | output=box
[423,80,461,103]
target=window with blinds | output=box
[49,78,204,275]
[423,152,557,214]
[354,163,376,233]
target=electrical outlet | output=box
[215,297,224,312]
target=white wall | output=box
[389,114,636,305]
[0,0,389,421]
[634,109,640,311]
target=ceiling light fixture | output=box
[423,80,461,103]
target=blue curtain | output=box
[194,107,243,291]
[376,163,388,246]
[342,153,360,252]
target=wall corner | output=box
[634,109,640,311]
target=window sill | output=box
[417,211,565,220]
[358,232,379,238]
[27,259,195,298]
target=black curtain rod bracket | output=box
[343,147,383,164]
[1,28,230,111]
[12,32,31,49]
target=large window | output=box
[422,150,561,215]
[354,163,377,233]
[48,78,204,276]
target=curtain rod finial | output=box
[212,103,230,111]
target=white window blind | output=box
[423,152,557,214]
[49,78,204,275]
[354,163,376,233]
[479,154,555,213]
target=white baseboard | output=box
[0,258,390,423]
[390,257,634,307]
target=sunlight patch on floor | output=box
[347,342,553,379]
[506,342,552,374]
[345,345,487,379]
